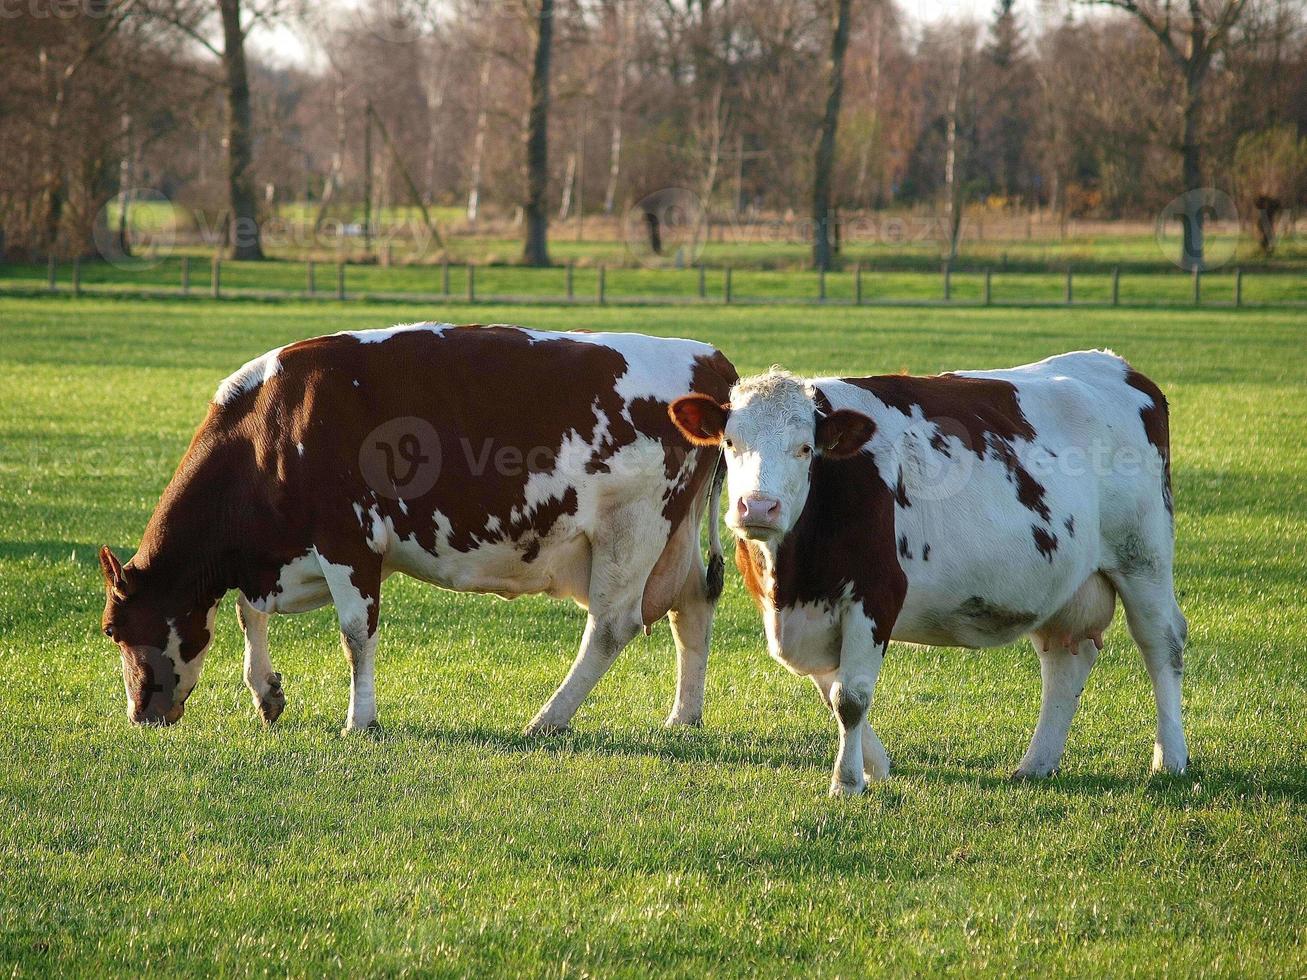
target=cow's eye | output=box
[103,625,114,638]
[723,438,734,450]
[798,444,813,458]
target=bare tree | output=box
[522,0,554,266]
[812,0,853,270]
[1086,0,1252,266]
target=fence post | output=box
[698,264,706,300]
[942,261,951,301]
[1065,266,1073,304]
[566,260,574,302]
[337,262,345,300]
[818,266,826,303]
[72,257,81,297]
[1192,267,1201,305]
[1111,266,1120,306]
[181,256,190,296]
[597,265,606,305]
[47,256,56,292]
[442,257,450,296]
[466,263,475,302]
[211,255,221,299]
[1234,267,1243,307]
[306,259,315,297]
[855,262,863,306]
[724,267,732,304]
[983,268,992,306]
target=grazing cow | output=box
[670,350,1188,795]
[99,323,737,734]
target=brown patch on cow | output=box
[1032,526,1058,562]
[845,374,1050,523]
[894,469,911,508]
[736,539,767,610]
[753,450,906,647]
[898,534,912,560]
[1064,515,1076,537]
[922,543,931,561]
[1124,367,1173,514]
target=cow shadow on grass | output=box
[384,722,1307,808]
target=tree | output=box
[812,0,853,271]
[217,0,263,259]
[1086,0,1251,267]
[1234,126,1307,253]
[522,0,554,267]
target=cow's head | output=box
[671,369,874,542]
[98,546,217,725]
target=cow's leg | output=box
[524,607,643,735]
[525,511,660,735]
[1111,571,1189,774]
[315,548,383,733]
[1014,638,1100,778]
[828,609,889,796]
[812,672,891,783]
[665,551,713,728]
[237,595,284,724]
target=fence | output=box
[10,257,1305,308]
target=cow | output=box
[99,322,737,735]
[669,350,1188,795]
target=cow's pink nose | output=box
[737,495,781,527]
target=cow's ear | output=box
[98,546,137,598]
[816,410,875,459]
[669,395,730,446]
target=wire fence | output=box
[7,255,1307,309]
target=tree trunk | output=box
[943,42,965,260]
[812,0,852,271]
[602,2,629,215]
[218,0,263,260]
[467,58,491,225]
[522,0,554,267]
[1179,69,1205,268]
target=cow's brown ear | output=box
[98,546,137,598]
[669,395,730,446]
[816,410,875,459]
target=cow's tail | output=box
[704,451,726,602]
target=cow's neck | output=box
[131,437,266,607]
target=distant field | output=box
[0,296,1304,974]
[4,253,1306,306]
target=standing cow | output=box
[99,323,737,734]
[670,350,1188,795]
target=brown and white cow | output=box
[670,350,1188,795]
[99,322,737,733]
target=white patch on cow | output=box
[244,551,331,614]
[214,346,286,405]
[342,321,451,345]
[397,497,408,515]
[296,442,304,457]
[314,549,374,637]
[353,379,359,387]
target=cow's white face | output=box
[670,370,875,543]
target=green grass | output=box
[5,255,1306,306]
[1,296,1304,975]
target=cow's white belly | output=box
[766,601,843,676]
[384,525,593,605]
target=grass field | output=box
[1,295,1304,975]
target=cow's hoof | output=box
[828,778,866,798]
[256,675,285,725]
[341,719,382,736]
[664,712,703,729]
[523,719,571,737]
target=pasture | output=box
[1,295,1304,975]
